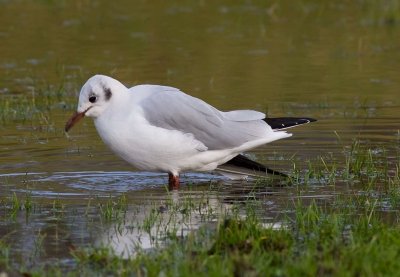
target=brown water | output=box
[1,0,400,269]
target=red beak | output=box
[65,107,92,132]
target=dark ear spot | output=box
[103,86,112,101]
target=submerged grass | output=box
[0,78,76,125]
[1,140,400,276]
[21,197,400,277]
[270,138,400,191]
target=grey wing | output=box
[139,86,270,150]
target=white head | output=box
[65,75,126,132]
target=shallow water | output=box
[1,0,400,269]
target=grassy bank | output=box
[2,197,399,276]
[0,140,399,276]
[62,200,400,277]
[1,194,400,275]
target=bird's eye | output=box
[89,95,97,103]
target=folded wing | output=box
[138,86,276,151]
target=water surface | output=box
[0,0,399,269]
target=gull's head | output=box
[65,75,126,132]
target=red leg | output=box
[168,173,180,190]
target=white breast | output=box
[93,107,209,173]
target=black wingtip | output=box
[307,117,317,123]
[264,117,317,130]
[266,167,289,178]
[224,154,288,178]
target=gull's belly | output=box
[95,119,207,172]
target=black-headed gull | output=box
[65,75,316,189]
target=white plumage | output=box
[65,75,311,188]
